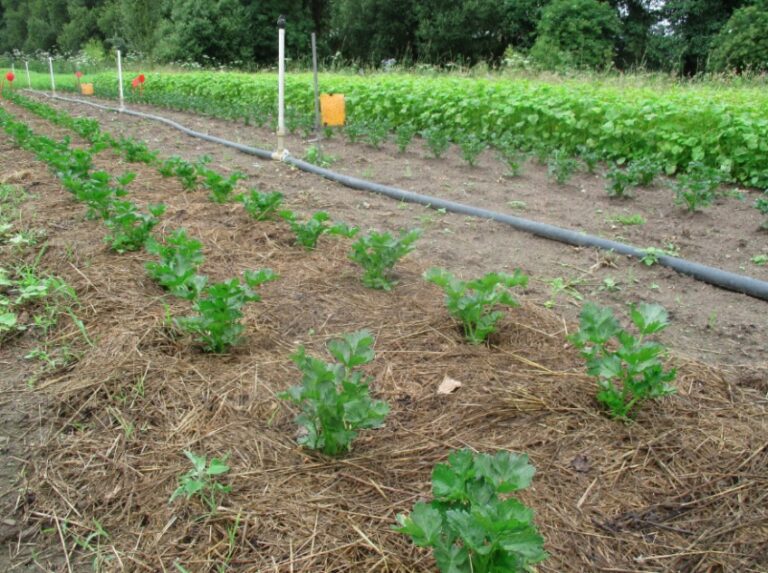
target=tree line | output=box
[1,0,766,75]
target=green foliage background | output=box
[1,0,766,74]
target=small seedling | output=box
[279,329,389,456]
[349,228,422,290]
[169,450,232,514]
[394,448,548,573]
[640,247,665,266]
[571,302,676,420]
[425,268,528,344]
[751,254,767,266]
[607,213,646,226]
[303,145,335,167]
[755,194,768,229]
[200,169,245,204]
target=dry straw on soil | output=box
[2,101,766,572]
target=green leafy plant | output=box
[423,127,451,159]
[117,136,158,163]
[364,120,389,149]
[674,162,723,212]
[605,165,635,198]
[394,448,547,573]
[199,168,245,204]
[425,268,529,344]
[169,450,232,514]
[104,201,166,253]
[395,123,417,153]
[640,246,673,266]
[547,149,578,184]
[280,211,359,250]
[751,254,767,265]
[627,157,661,187]
[175,269,276,353]
[278,329,389,456]
[303,145,335,167]
[349,228,422,290]
[146,229,207,300]
[459,135,486,167]
[570,302,677,420]
[755,194,768,229]
[236,189,284,221]
[159,156,198,190]
[344,123,365,144]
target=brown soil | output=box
[0,95,766,572]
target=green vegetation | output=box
[755,194,768,229]
[104,201,166,253]
[235,189,284,221]
[280,211,358,250]
[349,228,421,290]
[570,302,677,420]
[425,268,528,344]
[395,448,547,573]
[145,229,207,300]
[674,162,724,212]
[169,451,232,514]
[607,213,646,226]
[175,270,276,353]
[278,330,389,456]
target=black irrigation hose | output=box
[32,90,768,302]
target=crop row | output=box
[1,95,679,572]
[26,70,768,188]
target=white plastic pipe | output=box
[276,17,286,154]
[48,57,55,95]
[311,32,321,135]
[117,50,125,111]
[25,61,30,89]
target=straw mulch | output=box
[2,102,767,573]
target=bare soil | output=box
[0,95,766,572]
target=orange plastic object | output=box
[81,83,94,96]
[320,93,345,126]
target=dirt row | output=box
[0,97,765,572]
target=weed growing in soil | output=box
[607,213,646,226]
[279,329,389,456]
[146,229,207,300]
[280,211,359,249]
[236,189,284,221]
[303,145,335,167]
[425,268,528,344]
[175,269,276,353]
[570,302,677,420]
[395,448,548,573]
[349,228,422,290]
[169,451,232,514]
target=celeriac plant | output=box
[279,330,389,456]
[569,302,677,420]
[280,210,358,249]
[145,229,207,300]
[395,448,547,573]
[349,228,422,290]
[425,268,528,344]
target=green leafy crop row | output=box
[28,70,768,187]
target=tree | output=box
[530,0,621,69]
[709,0,768,72]
[330,0,418,64]
[659,0,746,74]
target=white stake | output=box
[48,57,56,95]
[276,15,286,155]
[117,49,125,111]
[311,32,321,136]
[25,61,30,89]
